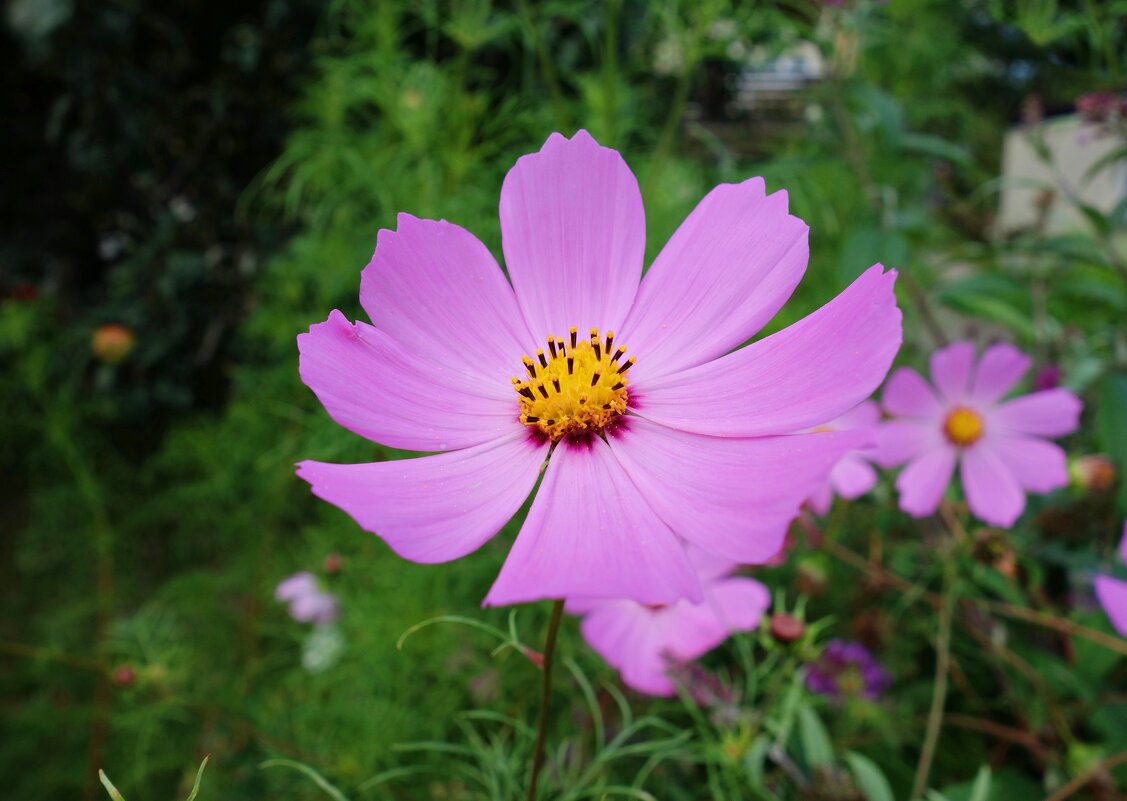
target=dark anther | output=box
[537,384,549,399]
[590,372,601,387]
[519,387,535,400]
[611,347,626,362]
[617,358,635,375]
[605,332,614,353]
[552,378,561,392]
[548,339,557,358]
[567,357,574,375]
[592,342,602,360]
[570,328,578,349]
[537,350,548,368]
[525,415,540,423]
[611,382,624,391]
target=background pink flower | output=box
[566,549,770,696]
[1094,522,1127,638]
[875,342,1081,526]
[297,130,902,607]
[275,571,340,625]
[803,400,881,515]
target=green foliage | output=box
[5,0,1127,799]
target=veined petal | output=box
[961,444,1025,527]
[990,389,1083,438]
[929,342,976,403]
[896,444,956,517]
[632,265,902,437]
[500,130,644,339]
[606,416,867,563]
[483,435,700,607]
[882,367,943,419]
[971,343,1031,405]
[360,214,535,383]
[621,179,808,381]
[299,311,518,451]
[1095,576,1127,638]
[296,429,547,564]
[987,436,1068,493]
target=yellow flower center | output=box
[513,327,634,441]
[943,406,984,447]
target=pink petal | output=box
[483,436,700,607]
[830,454,879,499]
[929,342,977,404]
[275,572,318,602]
[807,482,834,516]
[499,130,644,340]
[960,444,1026,527]
[873,420,940,468]
[987,436,1068,493]
[296,429,547,564]
[578,576,769,697]
[896,444,957,517]
[606,416,867,563]
[833,399,882,430]
[359,214,535,384]
[299,311,519,451]
[621,179,808,381]
[990,389,1083,438]
[1094,576,1127,638]
[970,343,1031,405]
[882,367,942,418]
[632,265,902,437]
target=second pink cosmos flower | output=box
[297,131,902,606]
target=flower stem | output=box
[527,599,565,801]
[911,566,952,800]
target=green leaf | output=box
[1096,372,1127,512]
[98,771,126,801]
[185,757,210,801]
[844,752,895,801]
[968,766,992,801]
[743,735,771,790]
[798,705,835,768]
[260,759,352,801]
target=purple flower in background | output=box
[1094,522,1127,639]
[875,342,1081,527]
[295,130,902,607]
[567,549,770,696]
[804,400,881,515]
[805,639,891,702]
[275,571,340,624]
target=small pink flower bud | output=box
[323,553,342,574]
[770,613,805,644]
[112,664,136,688]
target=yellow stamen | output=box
[943,406,984,447]
[513,329,632,441]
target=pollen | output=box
[512,327,633,441]
[943,406,984,447]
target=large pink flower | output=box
[1094,522,1127,638]
[296,130,902,606]
[567,549,770,696]
[804,400,881,515]
[875,341,1081,526]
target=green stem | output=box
[911,564,953,800]
[526,599,565,801]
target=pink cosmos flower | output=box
[275,571,340,624]
[566,549,770,696]
[875,342,1081,527]
[296,130,902,607]
[1094,522,1127,638]
[804,400,880,515]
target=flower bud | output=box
[1070,455,1117,493]
[92,324,135,364]
[769,613,805,644]
[112,664,136,688]
[323,553,342,575]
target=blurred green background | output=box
[3,0,1127,799]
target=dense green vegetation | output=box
[4,1,1127,799]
